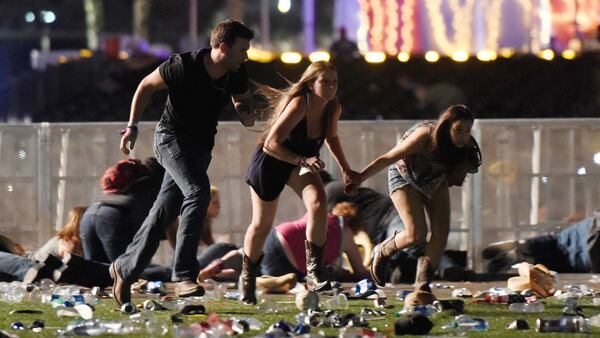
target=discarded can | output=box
[506,319,529,330]
[10,322,25,330]
[536,316,589,333]
[120,303,137,314]
[353,279,376,296]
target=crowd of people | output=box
[4,19,595,309]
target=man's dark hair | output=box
[210,20,254,48]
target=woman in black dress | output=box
[240,61,359,304]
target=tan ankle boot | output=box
[257,273,297,294]
[239,253,262,305]
[369,231,400,286]
[305,241,332,292]
[414,256,434,293]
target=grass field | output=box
[1,283,600,338]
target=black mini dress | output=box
[246,98,328,201]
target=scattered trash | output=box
[179,304,206,315]
[394,314,433,335]
[437,299,465,314]
[143,299,168,311]
[451,287,472,298]
[396,302,442,317]
[353,279,377,297]
[442,315,489,332]
[295,290,319,311]
[9,309,43,315]
[395,290,412,301]
[536,316,589,333]
[324,293,349,310]
[506,319,529,330]
[508,300,544,313]
[120,302,137,314]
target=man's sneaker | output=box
[109,262,131,306]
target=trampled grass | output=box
[1,291,600,337]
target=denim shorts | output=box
[388,165,409,195]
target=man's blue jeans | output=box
[80,204,138,264]
[114,128,212,282]
[0,251,34,281]
[522,215,599,272]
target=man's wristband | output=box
[126,125,138,131]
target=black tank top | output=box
[281,94,329,157]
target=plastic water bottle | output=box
[562,297,583,316]
[536,316,589,333]
[442,315,488,332]
[325,293,349,310]
[353,278,376,296]
[508,300,544,313]
[451,288,472,298]
[396,302,442,317]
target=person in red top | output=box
[261,202,369,280]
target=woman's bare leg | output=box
[370,185,428,286]
[287,169,330,291]
[389,185,429,250]
[240,188,278,304]
[286,169,328,246]
[243,188,279,262]
[423,183,450,268]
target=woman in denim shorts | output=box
[357,105,481,292]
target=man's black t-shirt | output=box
[158,48,248,150]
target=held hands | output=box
[299,156,325,174]
[343,170,362,196]
[119,126,138,155]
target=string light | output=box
[449,0,476,52]
[552,0,600,33]
[423,0,475,55]
[424,51,440,62]
[423,0,454,55]
[451,51,469,62]
[384,0,399,54]
[538,49,554,61]
[364,51,386,63]
[308,51,331,62]
[397,51,410,62]
[515,0,536,52]
[483,0,504,52]
[499,47,515,58]
[399,0,415,53]
[561,49,576,60]
[370,0,385,52]
[357,0,371,53]
[248,46,276,63]
[476,49,497,61]
[280,52,302,64]
[277,0,291,13]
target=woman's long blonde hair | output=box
[257,61,339,145]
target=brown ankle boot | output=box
[369,232,399,286]
[305,240,332,292]
[239,253,262,305]
[414,256,434,293]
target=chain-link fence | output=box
[1,119,599,271]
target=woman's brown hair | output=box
[431,104,474,170]
[57,206,87,255]
[256,61,339,145]
[331,202,363,234]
